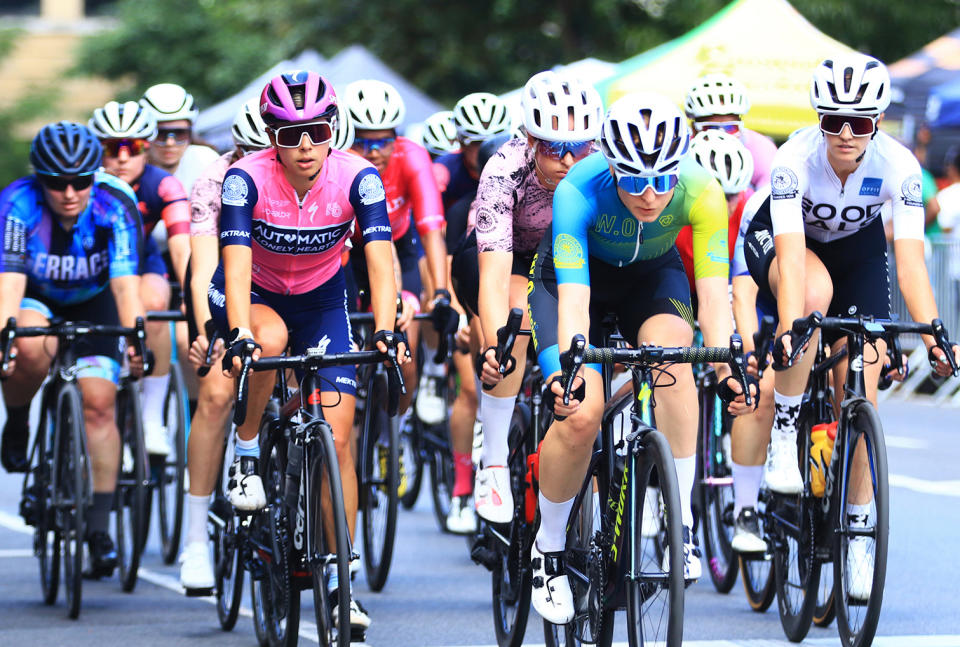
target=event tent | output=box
[594,0,854,138]
[888,28,960,141]
[195,45,443,152]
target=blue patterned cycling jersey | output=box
[0,172,142,305]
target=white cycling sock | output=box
[674,455,696,529]
[235,434,259,458]
[846,502,872,527]
[142,373,170,421]
[479,392,516,467]
[732,462,764,518]
[535,492,575,554]
[421,342,445,378]
[186,493,211,545]
[772,391,803,442]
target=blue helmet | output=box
[30,121,103,175]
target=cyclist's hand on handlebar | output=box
[717,372,759,416]
[0,348,17,378]
[396,293,415,333]
[431,289,458,336]
[455,315,471,351]
[928,342,960,377]
[189,334,224,370]
[548,372,585,420]
[222,331,260,378]
[744,351,761,378]
[373,329,410,365]
[477,346,502,387]
[773,330,808,370]
[126,344,145,378]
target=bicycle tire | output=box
[116,378,148,593]
[158,361,187,565]
[833,400,888,647]
[490,408,533,647]
[813,561,835,627]
[215,431,243,631]
[34,398,61,606]
[309,422,352,647]
[739,552,775,613]
[361,370,399,592]
[626,429,685,647]
[429,437,454,532]
[398,414,424,509]
[251,573,272,647]
[58,383,87,619]
[695,382,739,593]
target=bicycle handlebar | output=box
[145,309,186,322]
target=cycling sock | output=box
[186,493,211,545]
[732,463,764,518]
[673,455,696,529]
[452,451,473,497]
[846,502,871,527]
[326,563,338,594]
[235,435,260,458]
[89,492,114,534]
[142,373,170,419]
[5,403,29,428]
[772,391,803,442]
[421,342,445,378]
[479,392,516,467]
[535,492,575,553]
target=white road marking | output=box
[0,548,33,558]
[884,434,928,450]
[435,638,960,647]
[890,474,960,498]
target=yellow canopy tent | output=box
[595,0,855,138]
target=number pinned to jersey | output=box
[771,167,798,200]
[553,233,585,270]
[222,174,249,207]
[358,173,386,206]
[901,174,923,208]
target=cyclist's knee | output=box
[251,320,287,356]
[81,387,116,431]
[553,401,603,448]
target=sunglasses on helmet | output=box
[614,169,679,195]
[351,135,396,155]
[272,120,335,148]
[819,114,876,137]
[102,138,149,157]
[37,172,95,192]
[535,138,594,161]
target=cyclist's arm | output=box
[189,234,217,332]
[690,177,733,355]
[406,143,447,292]
[351,168,396,333]
[158,174,191,287]
[732,275,760,354]
[0,273,26,326]
[769,159,810,337]
[552,181,593,357]
[0,199,29,324]
[219,168,256,334]
[478,250,511,349]
[110,274,146,327]
[106,182,146,323]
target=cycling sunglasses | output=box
[535,138,594,161]
[457,131,488,146]
[819,114,876,137]
[101,138,149,157]
[614,169,679,195]
[155,127,191,145]
[351,135,396,155]
[37,172,95,192]
[273,120,334,148]
[695,120,742,135]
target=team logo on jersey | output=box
[358,173,386,206]
[252,220,352,254]
[222,174,249,207]
[770,167,798,199]
[659,214,674,227]
[859,177,883,197]
[901,174,923,208]
[553,233,584,270]
[326,202,342,219]
[82,235,94,250]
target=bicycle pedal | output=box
[184,586,214,597]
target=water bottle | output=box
[809,421,837,497]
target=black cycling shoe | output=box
[83,531,118,579]
[1,417,29,473]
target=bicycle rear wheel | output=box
[833,401,888,647]
[214,429,243,630]
[361,370,399,591]
[116,378,147,593]
[740,487,775,613]
[398,413,424,509]
[58,383,87,619]
[813,560,835,626]
[428,429,454,532]
[626,429,685,647]
[309,422,352,647]
[157,361,187,565]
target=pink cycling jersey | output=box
[190,151,233,238]
[378,136,444,240]
[741,127,777,191]
[219,148,392,295]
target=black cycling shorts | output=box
[744,195,890,345]
[450,229,535,318]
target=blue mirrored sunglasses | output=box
[536,139,594,160]
[615,172,679,195]
[351,135,396,154]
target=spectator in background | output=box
[915,125,942,233]
[935,148,960,303]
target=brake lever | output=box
[931,318,959,376]
[753,315,775,377]
[0,317,16,379]
[482,307,523,392]
[198,320,221,378]
[134,316,152,377]
[232,352,254,426]
[561,335,586,406]
[728,334,752,407]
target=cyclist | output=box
[685,73,776,190]
[0,122,147,577]
[526,93,755,623]
[178,98,270,593]
[89,100,191,456]
[215,71,403,631]
[343,79,450,421]
[473,71,603,526]
[742,53,959,599]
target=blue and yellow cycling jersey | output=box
[550,153,729,286]
[0,172,142,305]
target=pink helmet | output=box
[259,71,338,127]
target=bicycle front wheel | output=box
[116,378,147,593]
[398,413,424,509]
[361,370,399,591]
[157,361,187,565]
[833,401,888,647]
[214,429,242,630]
[626,429,684,647]
[57,383,87,619]
[33,400,61,606]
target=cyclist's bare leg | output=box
[78,376,120,493]
[486,275,530,400]
[142,273,172,377]
[400,319,419,414]
[731,368,775,466]
[188,369,234,497]
[321,391,358,546]
[235,304,288,443]
[0,307,54,406]
[448,321,480,497]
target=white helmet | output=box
[684,74,750,119]
[344,79,405,130]
[421,111,459,155]
[140,83,199,123]
[521,71,603,142]
[599,92,690,176]
[689,130,753,194]
[231,98,270,150]
[453,92,511,142]
[810,53,891,116]
[332,102,355,151]
[89,100,157,140]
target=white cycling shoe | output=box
[446,495,478,534]
[475,466,513,524]
[641,487,661,538]
[662,526,702,582]
[846,536,874,601]
[530,541,575,625]
[144,421,172,456]
[415,376,446,425]
[228,456,266,511]
[179,541,214,593]
[765,437,804,495]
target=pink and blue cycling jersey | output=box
[219,148,392,294]
[741,127,777,190]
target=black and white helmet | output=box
[521,71,603,141]
[453,92,511,142]
[810,53,891,116]
[599,92,690,176]
[89,100,157,140]
[140,83,199,123]
[684,73,750,119]
[231,98,270,150]
[332,102,355,151]
[689,130,753,194]
[344,79,406,130]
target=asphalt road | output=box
[0,398,959,646]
